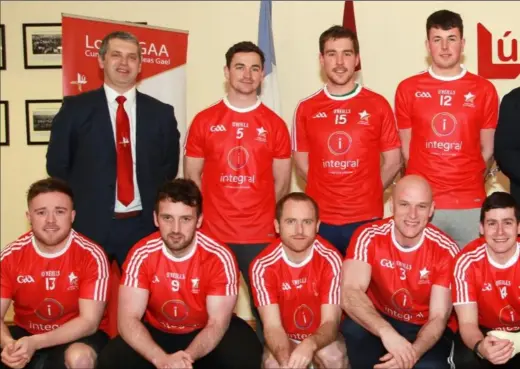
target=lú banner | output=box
[477,23,519,80]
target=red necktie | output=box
[115,96,134,206]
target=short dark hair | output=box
[275,192,319,222]
[480,192,520,223]
[225,41,265,68]
[99,31,142,61]
[319,25,359,55]
[27,178,74,207]
[155,179,202,217]
[426,10,464,38]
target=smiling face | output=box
[224,51,264,97]
[275,198,319,254]
[320,37,359,90]
[98,38,142,92]
[480,207,520,256]
[426,27,465,72]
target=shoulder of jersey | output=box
[456,236,487,257]
[71,230,103,249]
[294,87,326,110]
[129,231,164,255]
[359,85,391,103]
[196,230,235,257]
[257,102,286,123]
[466,71,497,91]
[0,231,33,259]
[423,224,460,257]
[397,69,430,89]
[254,238,283,260]
[191,99,224,122]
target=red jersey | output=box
[0,230,110,334]
[452,238,520,332]
[122,230,239,334]
[250,237,342,341]
[346,218,459,330]
[395,67,499,209]
[292,85,400,224]
[184,98,291,244]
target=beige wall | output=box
[1,1,518,319]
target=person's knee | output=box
[315,340,348,369]
[64,343,96,369]
[262,348,280,369]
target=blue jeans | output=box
[318,219,376,256]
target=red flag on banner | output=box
[343,0,361,72]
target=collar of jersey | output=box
[162,233,198,262]
[32,230,73,259]
[324,83,362,101]
[486,242,520,269]
[391,220,425,253]
[223,95,261,113]
[428,64,467,81]
[281,242,314,268]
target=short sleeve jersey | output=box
[184,98,291,243]
[395,67,499,209]
[121,230,239,334]
[0,230,110,334]
[346,218,459,331]
[292,85,400,224]
[452,238,520,331]
[250,237,342,341]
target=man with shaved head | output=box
[341,175,460,369]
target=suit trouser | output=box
[105,214,151,267]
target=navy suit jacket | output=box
[46,87,180,246]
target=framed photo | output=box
[22,23,62,69]
[0,101,9,146]
[25,99,62,145]
[0,24,5,70]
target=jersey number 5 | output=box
[236,128,244,139]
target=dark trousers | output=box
[318,219,375,256]
[453,329,520,369]
[227,243,268,344]
[341,315,454,369]
[96,316,262,369]
[105,215,152,267]
[0,325,108,369]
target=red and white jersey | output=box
[292,85,400,224]
[0,231,110,334]
[346,218,459,330]
[395,67,499,209]
[453,238,520,332]
[249,237,342,341]
[184,98,291,244]
[122,230,239,334]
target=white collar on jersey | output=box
[428,64,467,81]
[162,233,198,262]
[391,221,425,253]
[323,83,362,101]
[32,230,73,259]
[281,242,314,268]
[486,242,520,269]
[223,95,261,113]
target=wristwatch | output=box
[473,339,484,359]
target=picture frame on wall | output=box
[22,23,62,69]
[25,99,62,145]
[0,101,9,146]
[0,24,6,70]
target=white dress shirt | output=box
[104,83,142,212]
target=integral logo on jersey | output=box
[499,305,518,326]
[227,146,249,171]
[427,112,462,153]
[162,299,189,322]
[17,275,35,284]
[391,288,414,312]
[210,125,227,132]
[313,112,328,119]
[327,131,352,156]
[463,92,476,108]
[357,110,371,125]
[256,127,268,143]
[35,298,65,321]
[294,304,314,330]
[415,91,432,98]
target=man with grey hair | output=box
[46,31,180,266]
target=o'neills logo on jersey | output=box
[427,112,462,153]
[477,23,520,79]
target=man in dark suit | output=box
[46,31,180,266]
[495,87,520,207]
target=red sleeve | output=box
[0,253,13,299]
[272,116,291,159]
[121,246,151,290]
[481,82,499,129]
[207,249,239,296]
[250,259,278,307]
[319,249,342,305]
[394,81,413,129]
[378,97,401,152]
[432,250,454,289]
[452,255,477,304]
[79,246,111,301]
[184,114,206,158]
[291,102,309,152]
[345,224,375,265]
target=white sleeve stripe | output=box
[314,241,342,305]
[75,234,110,301]
[198,234,238,296]
[251,245,283,306]
[453,245,486,303]
[125,240,163,288]
[0,241,32,261]
[424,228,460,257]
[354,221,392,262]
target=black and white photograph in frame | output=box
[0,101,9,146]
[25,100,62,145]
[0,24,6,70]
[23,23,62,69]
